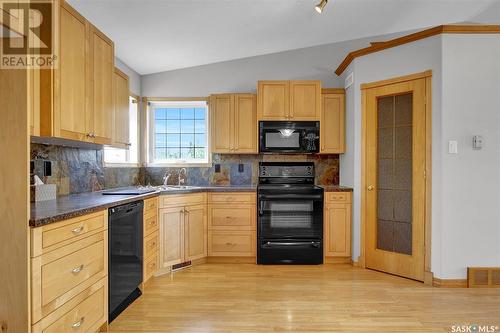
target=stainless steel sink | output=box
[156,185,200,191]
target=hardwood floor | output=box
[110,264,500,333]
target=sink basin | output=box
[157,185,200,191]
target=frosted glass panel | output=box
[376,93,413,255]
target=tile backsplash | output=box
[31,143,339,196]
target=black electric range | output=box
[257,162,324,265]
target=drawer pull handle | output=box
[71,265,84,274]
[71,317,85,329]
[225,242,234,246]
[71,226,84,234]
[149,220,156,225]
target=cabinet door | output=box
[289,81,321,120]
[184,204,207,261]
[90,25,114,145]
[57,3,88,141]
[210,94,233,153]
[234,94,257,154]
[159,207,184,268]
[324,203,351,257]
[320,93,345,153]
[113,68,130,148]
[257,81,289,120]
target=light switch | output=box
[448,140,458,154]
[472,135,483,150]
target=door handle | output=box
[367,185,375,191]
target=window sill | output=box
[104,163,141,168]
[146,162,212,168]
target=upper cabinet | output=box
[89,25,114,145]
[257,80,321,121]
[320,90,346,154]
[210,93,257,154]
[112,68,130,148]
[39,1,114,144]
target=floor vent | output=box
[467,267,500,288]
[172,261,192,271]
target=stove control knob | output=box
[307,171,312,175]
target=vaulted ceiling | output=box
[68,0,500,75]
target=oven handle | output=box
[258,194,323,200]
[259,200,264,216]
[262,241,321,248]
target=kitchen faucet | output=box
[179,168,187,186]
[162,171,172,186]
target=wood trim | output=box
[360,70,432,90]
[433,278,467,288]
[360,71,432,279]
[321,88,345,94]
[130,92,140,101]
[114,67,129,81]
[324,257,352,264]
[335,25,500,75]
[143,97,209,102]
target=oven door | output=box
[258,192,323,239]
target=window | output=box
[148,101,209,165]
[104,96,139,165]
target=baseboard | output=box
[433,277,467,288]
[324,257,352,264]
[206,256,256,264]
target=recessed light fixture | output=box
[315,0,328,13]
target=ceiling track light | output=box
[315,0,328,13]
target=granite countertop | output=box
[318,185,353,192]
[30,185,257,227]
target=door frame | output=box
[359,70,433,284]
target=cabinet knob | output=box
[71,226,84,234]
[71,264,84,274]
[71,317,85,329]
[367,185,374,191]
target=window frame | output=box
[104,95,141,167]
[147,98,211,167]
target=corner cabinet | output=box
[210,93,257,154]
[39,0,114,144]
[324,192,352,262]
[158,193,208,271]
[320,90,346,154]
[113,68,130,148]
[257,80,321,121]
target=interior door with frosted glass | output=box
[365,78,426,281]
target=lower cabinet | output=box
[30,210,108,332]
[208,193,256,259]
[324,192,352,262]
[143,197,159,282]
[159,193,207,270]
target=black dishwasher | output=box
[109,200,143,323]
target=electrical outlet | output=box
[214,164,221,173]
[238,164,244,173]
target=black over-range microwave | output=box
[259,121,320,154]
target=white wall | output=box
[115,57,141,96]
[341,35,443,275]
[140,32,410,97]
[439,34,500,278]
[343,33,500,279]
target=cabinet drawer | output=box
[31,232,107,323]
[144,197,158,214]
[144,211,159,236]
[325,192,351,203]
[31,210,106,257]
[209,192,256,204]
[208,231,255,257]
[44,285,104,333]
[144,254,158,281]
[209,205,255,230]
[161,193,206,208]
[144,230,159,260]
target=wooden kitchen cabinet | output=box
[39,0,114,145]
[257,80,321,121]
[210,93,257,154]
[208,193,256,259]
[159,194,207,271]
[320,90,346,154]
[113,68,130,148]
[324,192,352,261]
